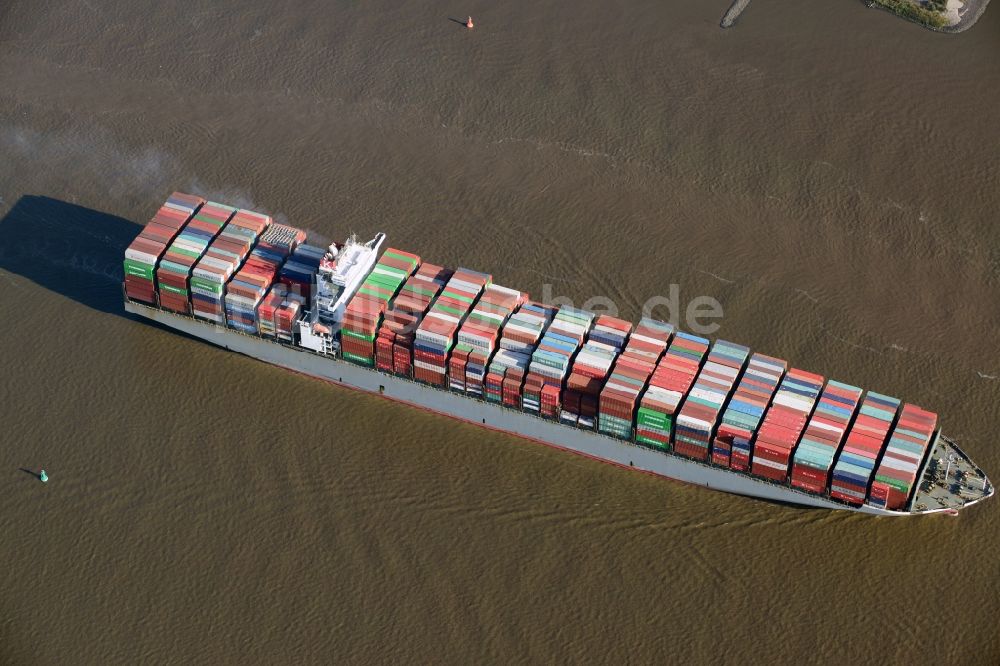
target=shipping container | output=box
[378,262,451,377]
[124,192,205,304]
[412,267,491,384]
[829,391,901,505]
[715,354,787,470]
[524,306,596,418]
[455,283,527,394]
[749,369,824,482]
[868,403,937,509]
[598,318,674,439]
[487,303,557,405]
[278,243,326,300]
[561,316,632,428]
[635,332,710,450]
[673,340,750,461]
[342,248,421,365]
[191,207,270,323]
[157,200,235,314]
[789,380,863,494]
[225,222,304,333]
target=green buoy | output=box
[39,469,48,483]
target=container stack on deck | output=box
[485,303,555,406]
[124,193,203,305]
[342,249,420,365]
[375,262,448,375]
[452,285,526,394]
[830,392,900,505]
[598,319,673,440]
[278,244,326,300]
[224,223,302,333]
[673,341,750,461]
[157,199,233,314]
[789,380,862,494]
[257,284,287,338]
[190,209,270,324]
[868,404,936,509]
[275,292,307,341]
[750,369,824,482]
[715,354,787,470]
[414,268,491,386]
[524,307,595,418]
[272,243,322,342]
[635,332,710,450]
[561,316,632,429]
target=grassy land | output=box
[872,0,950,28]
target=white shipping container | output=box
[473,310,506,325]
[831,485,865,500]
[426,311,460,326]
[125,248,160,264]
[773,393,814,411]
[753,456,788,472]
[487,284,521,299]
[414,360,447,373]
[678,415,712,429]
[811,421,844,436]
[878,455,918,474]
[603,382,640,397]
[163,201,195,214]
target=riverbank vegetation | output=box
[872,0,950,28]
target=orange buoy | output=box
[466,16,474,29]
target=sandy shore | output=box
[945,0,994,31]
[720,0,753,27]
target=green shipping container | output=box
[124,259,155,280]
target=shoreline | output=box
[867,0,993,33]
[720,0,753,28]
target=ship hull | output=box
[126,301,911,516]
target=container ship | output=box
[123,193,993,516]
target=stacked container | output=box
[485,303,555,406]
[635,332,710,450]
[829,391,900,505]
[673,340,750,461]
[156,200,234,314]
[523,307,595,418]
[750,369,824,482]
[278,244,326,300]
[464,347,491,398]
[448,344,474,392]
[485,349,529,405]
[191,209,270,323]
[372,260,424,371]
[715,354,787,470]
[789,380,862,494]
[378,262,451,376]
[598,318,674,439]
[452,284,526,393]
[413,268,492,386]
[868,404,936,509]
[275,292,307,342]
[561,316,632,429]
[257,284,288,337]
[124,192,203,304]
[341,248,420,365]
[224,223,302,333]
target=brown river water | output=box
[1,1,998,663]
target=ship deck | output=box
[911,435,993,513]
